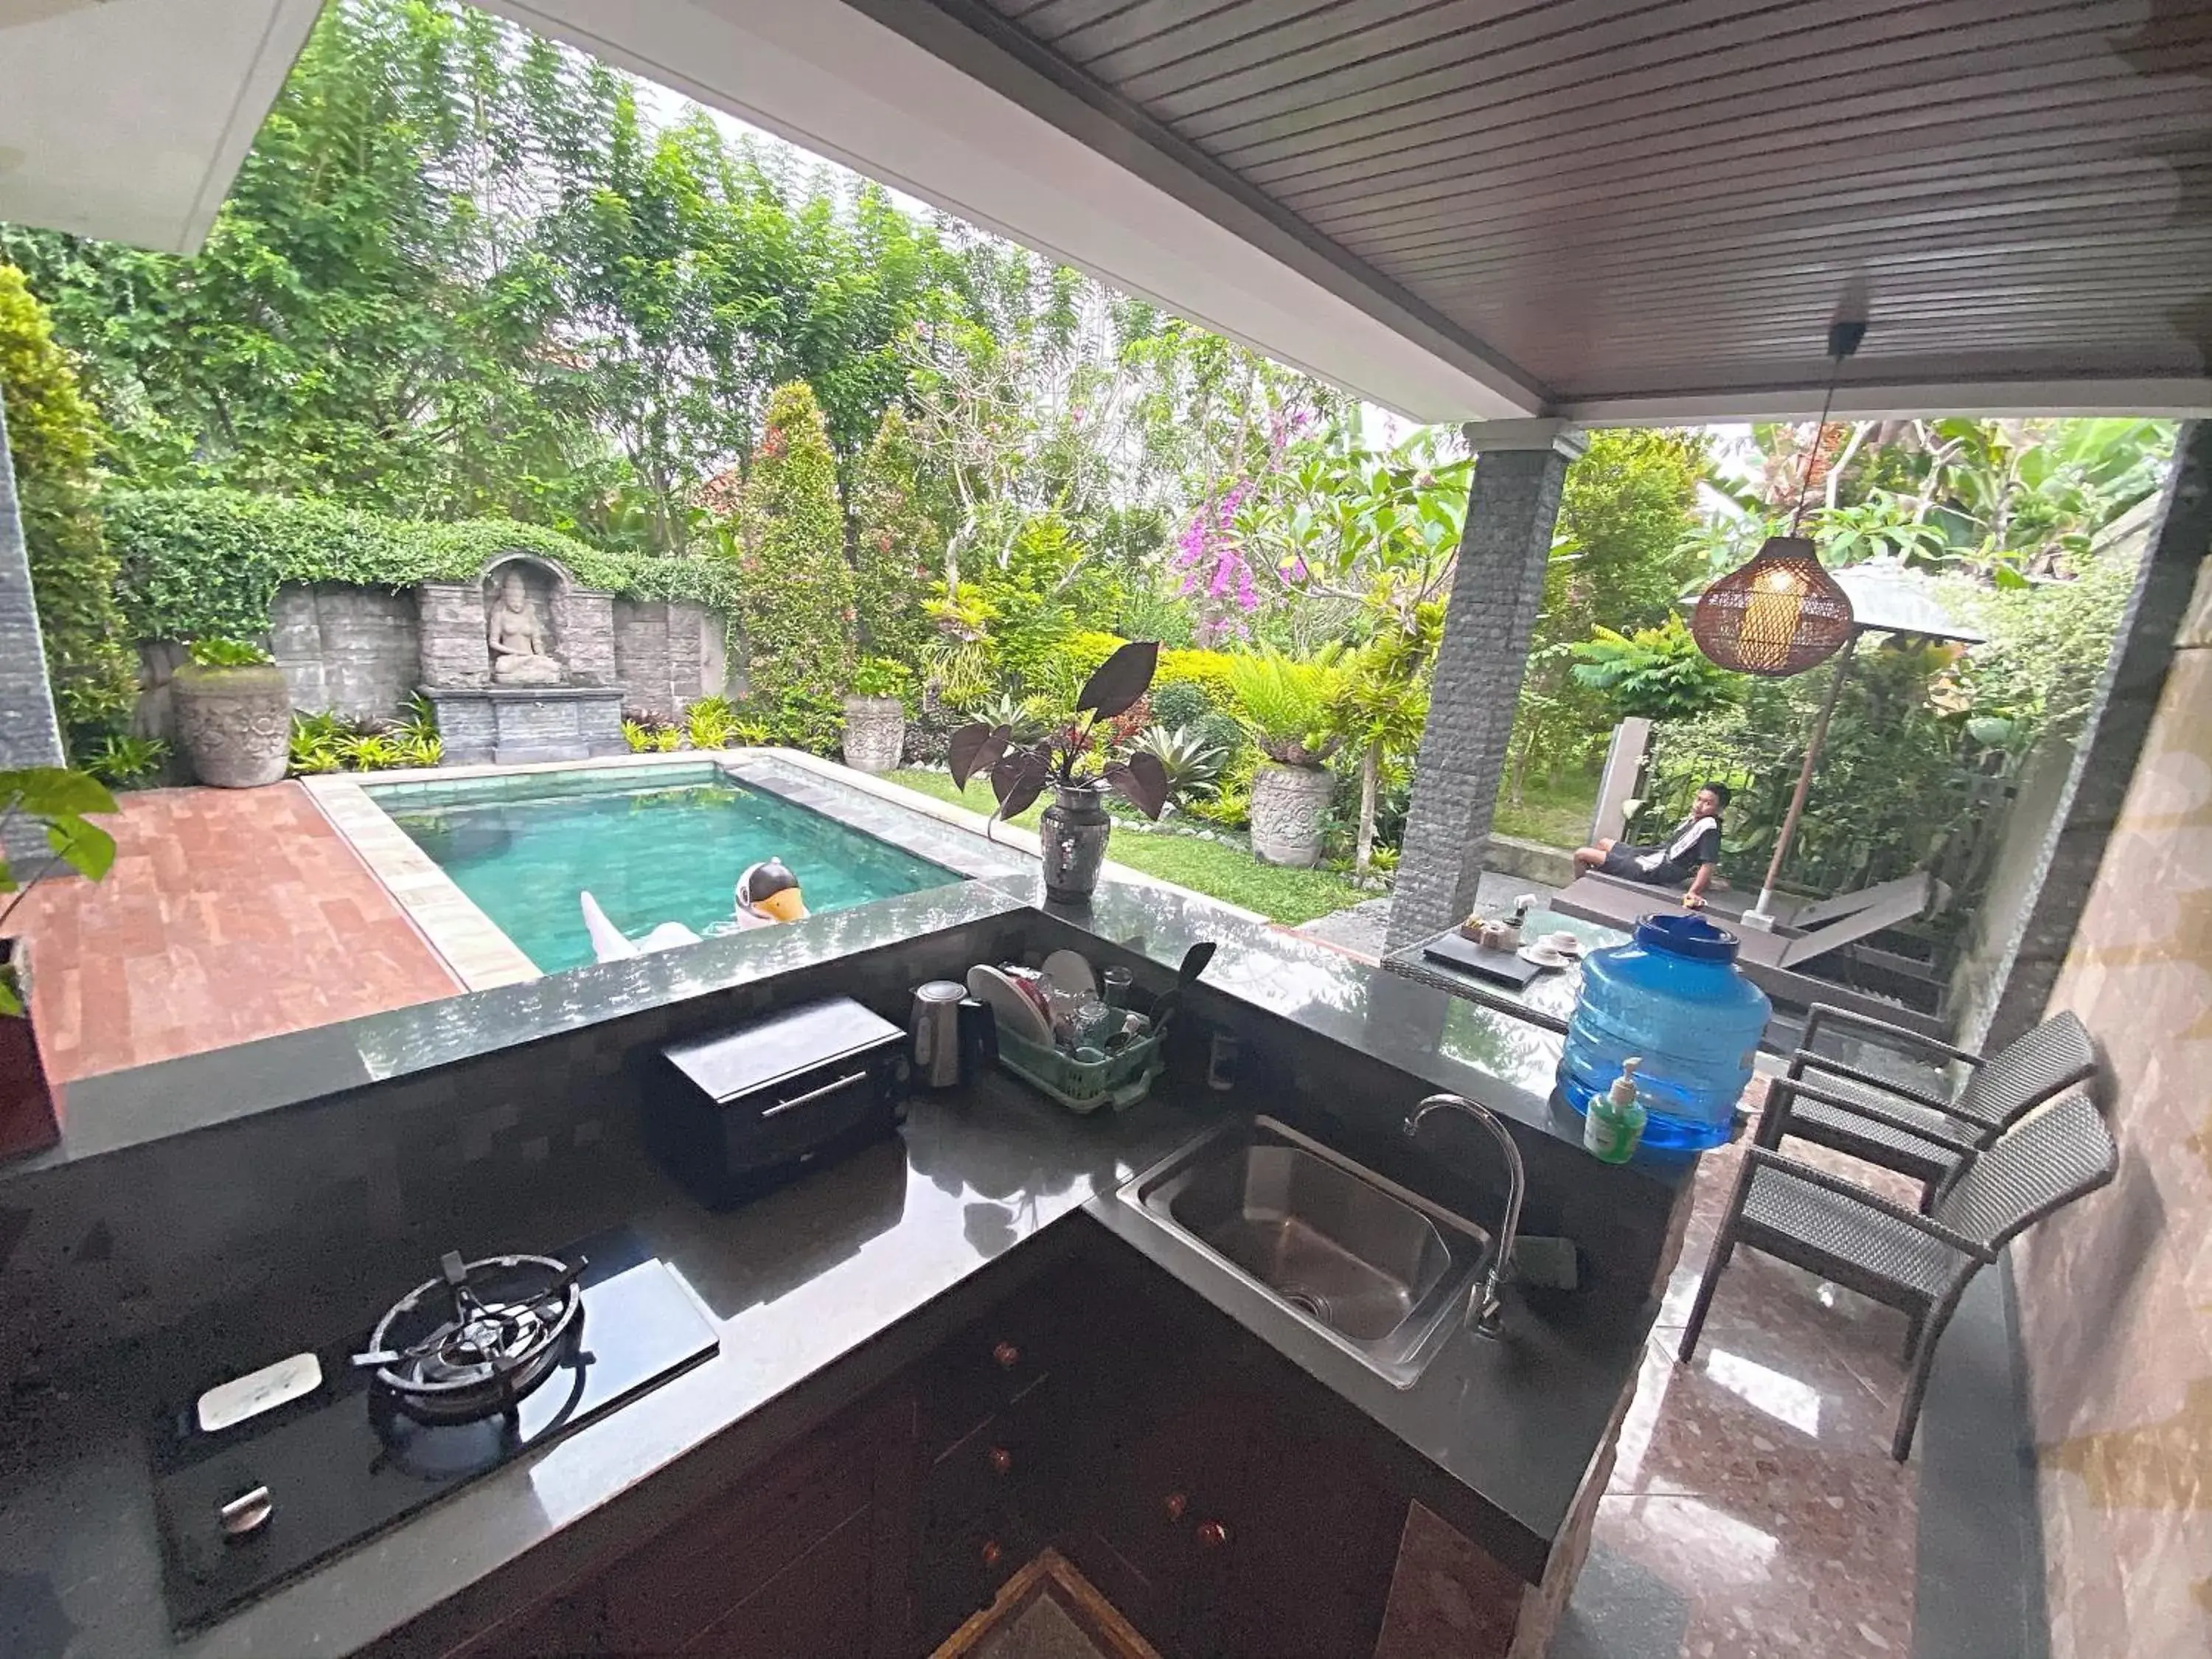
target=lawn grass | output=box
[1492,767,1601,850]
[883,768,1365,927]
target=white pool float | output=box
[578,890,703,963]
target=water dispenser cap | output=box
[1632,911,1740,963]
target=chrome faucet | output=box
[1404,1093,1526,1338]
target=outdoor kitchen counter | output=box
[0,1060,1654,1659]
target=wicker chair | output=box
[1680,1087,2115,1460]
[1758,1007,2098,1200]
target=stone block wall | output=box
[419,580,490,689]
[555,587,617,685]
[270,582,420,720]
[615,598,732,718]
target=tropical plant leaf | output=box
[1076,641,1159,720]
[0,767,116,818]
[947,722,1012,790]
[45,818,117,883]
[1103,751,1170,820]
[990,748,1051,820]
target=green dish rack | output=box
[996,1023,1164,1114]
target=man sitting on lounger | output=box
[1573,782,1729,910]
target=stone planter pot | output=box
[1039,783,1113,905]
[173,663,292,787]
[1249,760,1335,868]
[0,939,60,1161]
[841,695,907,774]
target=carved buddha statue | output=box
[487,569,564,686]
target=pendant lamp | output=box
[1690,321,1864,678]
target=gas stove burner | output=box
[354,1250,584,1427]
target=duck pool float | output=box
[579,859,809,964]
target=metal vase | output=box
[1039,783,1112,904]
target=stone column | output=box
[557,588,618,686]
[0,395,64,770]
[417,582,490,689]
[1387,420,1584,950]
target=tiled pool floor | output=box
[7,783,461,1081]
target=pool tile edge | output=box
[302,776,543,991]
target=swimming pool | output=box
[370,764,960,973]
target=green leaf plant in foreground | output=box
[0,768,119,1016]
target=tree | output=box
[0,266,136,745]
[730,383,853,748]
[849,408,940,669]
[1506,429,1709,802]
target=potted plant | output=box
[841,658,914,773]
[1227,649,1345,869]
[947,642,1169,903]
[1,766,118,1158]
[173,637,292,788]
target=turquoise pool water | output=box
[372,765,959,973]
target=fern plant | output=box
[1225,647,1345,766]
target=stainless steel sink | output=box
[1120,1117,1491,1388]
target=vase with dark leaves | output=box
[945,642,1169,905]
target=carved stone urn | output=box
[1248,760,1335,868]
[173,662,293,787]
[841,695,906,773]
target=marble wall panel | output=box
[2016,598,2212,1658]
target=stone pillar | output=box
[558,588,618,687]
[0,395,64,770]
[1387,420,1583,949]
[417,582,490,689]
[613,598,675,717]
[667,601,706,705]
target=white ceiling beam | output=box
[1547,378,2212,427]
[0,0,319,254]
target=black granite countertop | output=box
[0,1060,1651,1658]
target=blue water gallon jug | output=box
[1557,913,1770,1152]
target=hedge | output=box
[1065,630,1241,713]
[105,488,742,644]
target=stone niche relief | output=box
[483,558,567,686]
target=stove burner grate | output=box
[354,1250,583,1427]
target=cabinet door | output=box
[679,1507,874,1658]
[1218,1412,1405,1659]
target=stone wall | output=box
[129,577,735,736]
[2012,424,2211,1658]
[269,582,420,720]
[616,597,733,719]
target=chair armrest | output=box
[1802,1002,1983,1067]
[1742,1147,1993,1262]
[1787,1051,1954,1112]
[1765,1074,1981,1152]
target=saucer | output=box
[1518,943,1574,970]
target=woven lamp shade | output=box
[1691,535,1856,676]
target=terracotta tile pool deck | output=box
[9,782,462,1083]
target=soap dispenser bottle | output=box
[1585,1057,1646,1164]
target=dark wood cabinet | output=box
[460,1389,916,1659]
[459,1251,1423,1659]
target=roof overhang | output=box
[5,0,2206,425]
[0,0,322,254]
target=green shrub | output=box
[103,487,740,645]
[1569,616,1738,723]
[1147,680,1214,728]
[187,637,274,669]
[82,733,168,789]
[850,655,914,700]
[1225,648,1343,765]
[1155,647,1242,714]
[1064,631,1128,684]
[850,409,939,669]
[0,265,137,743]
[729,383,855,752]
[288,711,347,775]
